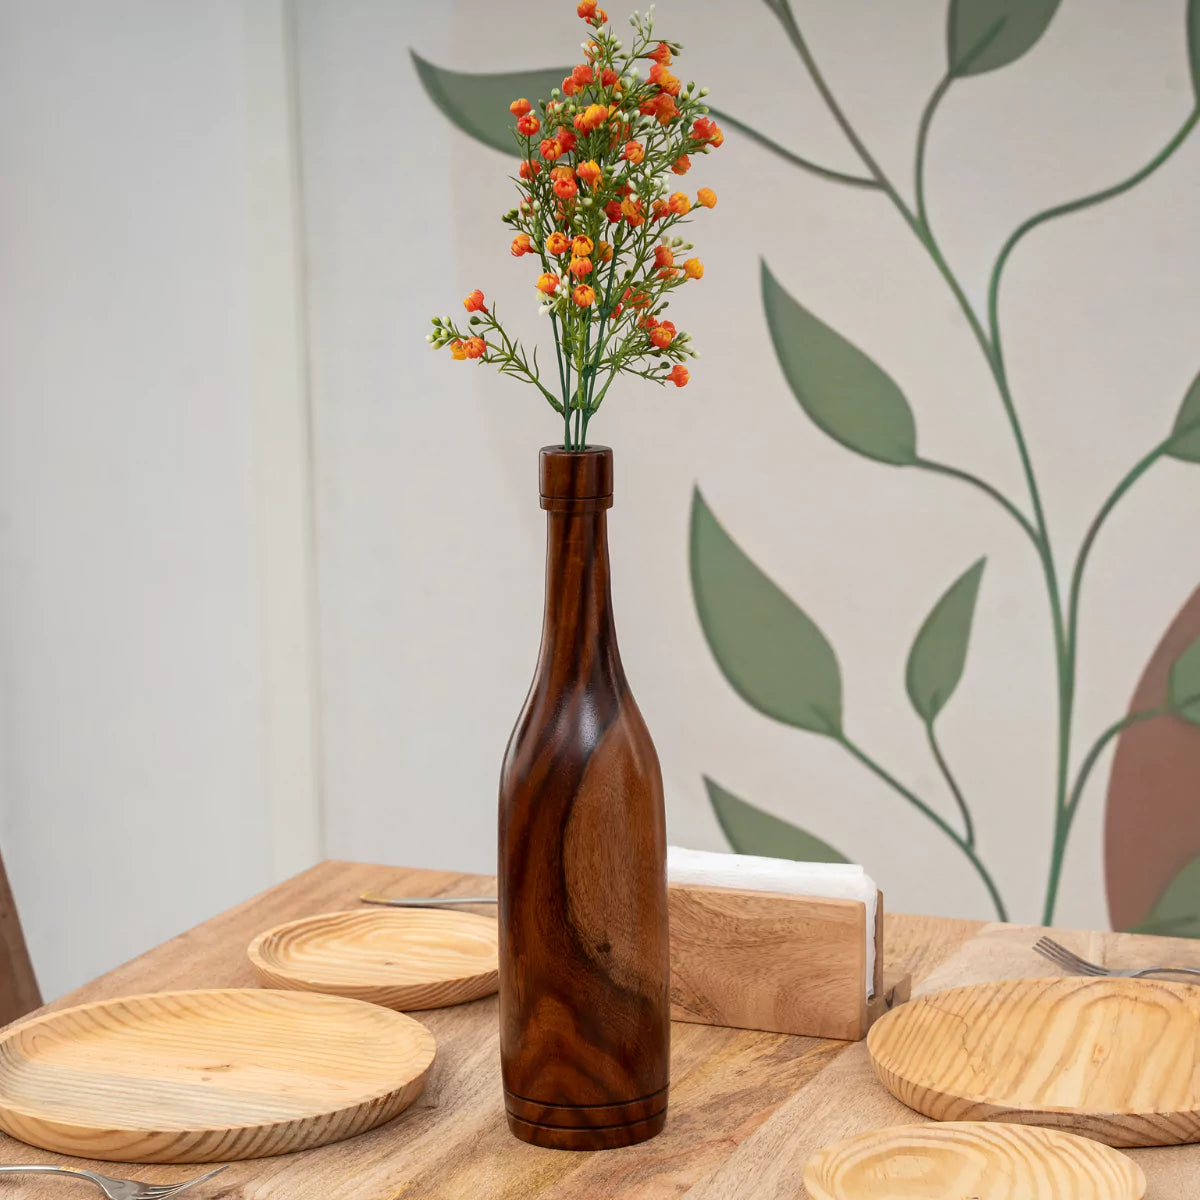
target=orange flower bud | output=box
[539,138,563,162]
[648,42,672,65]
[601,67,619,87]
[650,93,678,124]
[668,192,691,216]
[697,187,717,208]
[654,245,675,269]
[683,257,704,279]
[536,273,560,295]
[578,0,597,17]
[649,63,681,96]
[553,176,578,199]
[555,127,578,152]
[623,140,645,164]
[463,288,487,313]
[651,198,670,221]
[561,76,579,97]
[509,98,532,118]
[545,231,571,256]
[708,123,725,148]
[463,336,486,359]
[596,239,614,262]
[519,159,542,179]
[667,364,690,387]
[572,64,594,87]
[449,339,467,361]
[510,233,534,257]
[569,256,593,278]
[571,235,594,256]
[572,284,596,307]
[621,197,644,226]
[671,154,691,175]
[604,200,623,222]
[693,117,724,146]
[577,160,603,187]
[578,103,609,131]
[649,326,674,349]
[516,113,540,136]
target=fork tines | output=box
[1033,936,1106,976]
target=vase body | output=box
[498,445,670,1150]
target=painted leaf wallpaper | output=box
[416,0,1200,932]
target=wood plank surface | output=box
[0,861,1196,1197]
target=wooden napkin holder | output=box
[667,882,911,1042]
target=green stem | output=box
[914,457,1039,548]
[925,721,974,849]
[708,108,879,190]
[914,74,953,231]
[839,735,1008,920]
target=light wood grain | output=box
[668,884,895,1041]
[1,864,1199,1198]
[248,907,498,1010]
[0,987,435,1162]
[868,975,1200,1147]
[0,847,40,1025]
[803,1121,1145,1200]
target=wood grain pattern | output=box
[247,907,498,1010]
[669,884,898,1041]
[498,447,670,1149]
[803,1122,1145,1200]
[3,866,1199,1198]
[0,846,40,1025]
[868,975,1200,1147]
[0,987,435,1162]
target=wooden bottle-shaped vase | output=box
[498,445,670,1150]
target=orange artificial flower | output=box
[463,289,487,313]
[649,326,674,349]
[683,257,704,279]
[545,231,570,256]
[553,175,578,199]
[601,67,619,87]
[693,117,725,148]
[621,197,644,226]
[519,159,541,179]
[667,364,690,387]
[697,187,717,208]
[572,284,596,307]
[463,336,486,359]
[648,42,672,65]
[671,154,691,175]
[509,98,532,118]
[561,75,580,97]
[449,339,467,361]
[572,64,594,87]
[596,239,614,262]
[649,63,681,96]
[623,140,645,164]
[516,113,540,136]
[555,127,578,152]
[571,235,594,256]
[650,93,678,124]
[569,256,593,278]
[574,103,609,132]
[604,200,623,222]
[511,234,534,257]
[578,1,597,18]
[668,192,691,215]
[654,244,675,269]
[651,198,670,221]
[539,138,563,162]
[536,273,560,295]
[577,160,603,187]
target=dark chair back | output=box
[0,847,40,1024]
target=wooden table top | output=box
[2,860,1198,1197]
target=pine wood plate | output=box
[868,976,1200,1146]
[248,907,499,1010]
[804,1122,1146,1200]
[0,988,436,1162]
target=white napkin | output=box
[666,845,879,997]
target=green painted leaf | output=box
[691,489,843,736]
[1169,369,1200,463]
[762,262,918,466]
[1169,631,1200,722]
[947,0,1061,77]
[906,559,986,723]
[1131,855,1200,937]
[706,777,849,863]
[1189,0,1200,101]
[411,54,568,155]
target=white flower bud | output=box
[698,86,709,96]
[425,333,435,343]
[580,196,593,207]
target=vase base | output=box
[505,1108,666,1150]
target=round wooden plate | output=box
[868,976,1200,1146]
[804,1122,1146,1200]
[248,907,499,1010]
[0,988,436,1162]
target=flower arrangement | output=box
[427,3,723,450]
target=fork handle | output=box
[1134,965,1200,979]
[0,1165,91,1180]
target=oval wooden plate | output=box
[804,1122,1145,1200]
[248,907,498,1010]
[0,988,436,1162]
[868,976,1200,1146]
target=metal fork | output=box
[0,1163,227,1198]
[1034,936,1200,980]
